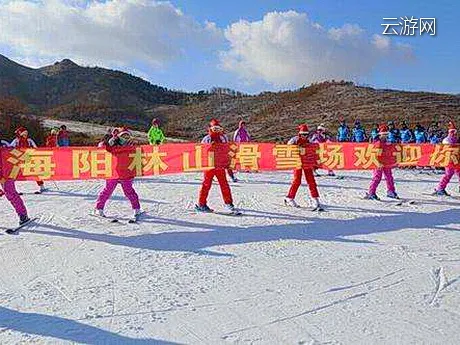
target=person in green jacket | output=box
[148,118,165,145]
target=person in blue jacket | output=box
[387,121,400,143]
[370,123,379,142]
[429,130,442,144]
[336,120,350,142]
[413,124,427,144]
[399,121,413,143]
[351,120,367,142]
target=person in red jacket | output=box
[284,124,324,211]
[195,119,239,214]
[10,127,46,194]
[45,128,58,147]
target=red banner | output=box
[0,143,459,181]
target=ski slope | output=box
[1,170,459,344]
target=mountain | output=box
[1,54,459,141]
[0,54,187,128]
[159,81,460,141]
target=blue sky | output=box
[0,0,458,94]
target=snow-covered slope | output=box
[1,170,459,344]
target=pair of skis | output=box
[193,209,243,216]
[365,197,416,206]
[89,211,146,224]
[281,202,325,212]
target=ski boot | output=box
[195,204,214,213]
[386,191,400,199]
[364,193,380,200]
[19,214,30,226]
[433,189,450,196]
[94,209,105,217]
[284,197,300,208]
[224,203,241,215]
[312,198,325,212]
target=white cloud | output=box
[220,11,413,87]
[0,0,223,68]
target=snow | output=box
[41,118,184,143]
[1,170,459,344]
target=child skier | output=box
[10,127,46,194]
[336,120,350,142]
[148,118,165,145]
[232,120,252,177]
[195,119,239,214]
[434,122,459,196]
[0,136,29,225]
[57,125,70,147]
[387,121,400,144]
[311,124,335,177]
[414,123,427,144]
[351,120,367,142]
[284,124,324,211]
[233,120,251,143]
[94,127,142,220]
[370,123,379,142]
[46,128,58,147]
[365,124,398,200]
[400,121,413,144]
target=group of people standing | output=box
[1,118,459,226]
[336,120,445,144]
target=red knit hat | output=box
[298,124,309,134]
[15,127,28,137]
[209,118,220,127]
[378,123,389,135]
[151,118,159,126]
[209,118,223,133]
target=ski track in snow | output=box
[1,170,460,344]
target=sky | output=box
[0,0,458,94]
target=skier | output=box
[311,124,335,177]
[370,123,379,142]
[284,124,324,211]
[148,118,165,145]
[195,119,239,214]
[233,120,253,175]
[365,123,399,200]
[336,120,350,142]
[57,125,70,147]
[428,121,441,138]
[10,127,46,194]
[94,127,142,220]
[400,121,413,144]
[387,121,400,144]
[414,123,427,144]
[351,120,367,142]
[433,122,459,196]
[45,128,58,147]
[98,128,116,148]
[428,126,443,145]
[0,136,29,225]
[233,120,251,143]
